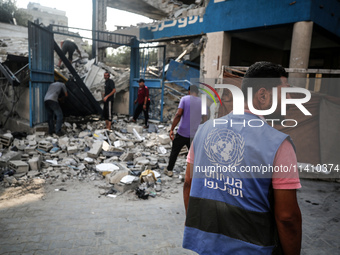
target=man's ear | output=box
[257,87,268,104]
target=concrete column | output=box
[96,0,107,63]
[202,31,231,79]
[289,21,313,87]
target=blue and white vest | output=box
[183,112,294,255]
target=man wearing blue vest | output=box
[183,62,302,254]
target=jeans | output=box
[45,100,63,134]
[167,133,191,171]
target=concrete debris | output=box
[0,23,193,198]
[96,163,120,172]
[158,134,171,145]
[0,115,191,199]
[120,175,138,184]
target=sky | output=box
[15,0,153,35]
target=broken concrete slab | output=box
[120,175,139,184]
[158,134,171,145]
[0,151,22,167]
[87,141,103,158]
[96,163,120,172]
[127,124,143,134]
[105,169,129,184]
[119,151,134,162]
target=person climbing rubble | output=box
[57,39,82,67]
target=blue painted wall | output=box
[140,0,340,40]
[310,0,340,37]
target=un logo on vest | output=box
[204,128,245,167]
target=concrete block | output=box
[87,141,103,158]
[127,124,143,134]
[24,145,36,154]
[158,134,171,145]
[28,156,41,171]
[21,154,30,161]
[0,133,13,147]
[144,141,156,148]
[0,151,22,167]
[106,170,129,184]
[9,160,29,174]
[134,156,148,166]
[67,146,78,154]
[38,141,53,152]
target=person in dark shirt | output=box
[44,80,68,136]
[57,39,82,67]
[131,78,150,128]
[103,72,116,130]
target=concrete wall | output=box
[113,90,130,115]
[24,3,68,26]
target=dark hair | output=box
[138,78,145,83]
[241,61,288,99]
[189,85,199,94]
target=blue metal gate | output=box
[129,45,166,122]
[28,22,54,127]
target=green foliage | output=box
[105,46,159,67]
[14,9,33,26]
[106,46,131,66]
[0,0,33,27]
[0,0,16,24]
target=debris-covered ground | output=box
[0,114,189,202]
[0,23,191,202]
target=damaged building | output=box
[1,0,340,193]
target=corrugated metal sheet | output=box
[28,22,54,127]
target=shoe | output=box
[129,119,136,123]
[56,131,65,136]
[143,125,149,129]
[164,169,173,177]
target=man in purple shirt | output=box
[164,85,202,177]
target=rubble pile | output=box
[0,38,29,62]
[0,115,188,199]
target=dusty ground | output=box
[0,178,46,209]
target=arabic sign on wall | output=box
[139,0,339,41]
